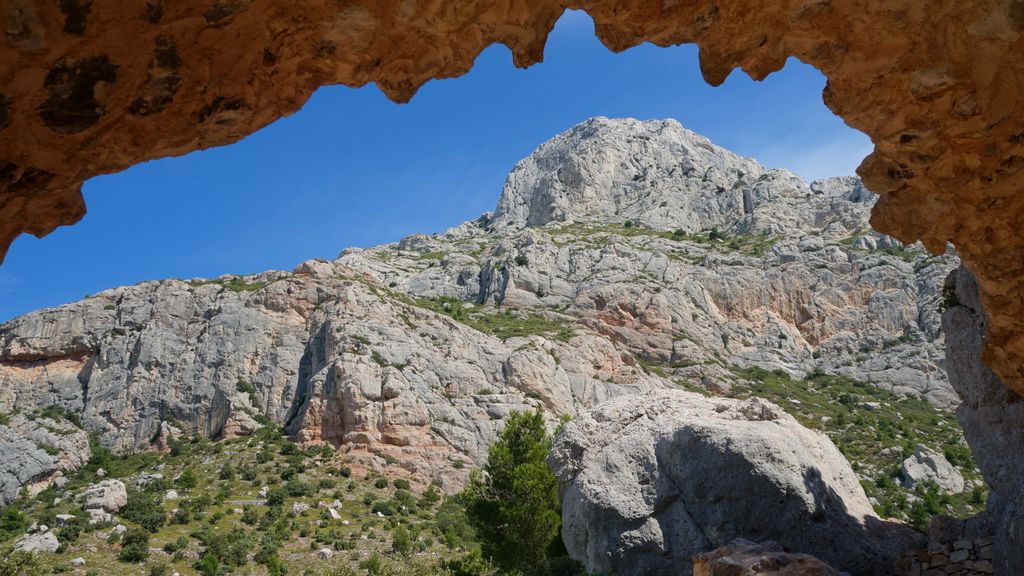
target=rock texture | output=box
[693,539,845,576]
[899,514,995,576]
[0,413,90,505]
[0,118,956,491]
[14,530,59,554]
[548,389,924,575]
[0,0,1022,402]
[82,479,127,513]
[899,444,965,494]
[942,266,1024,574]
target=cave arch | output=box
[2,0,1021,395]
[2,0,1024,571]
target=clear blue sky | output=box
[0,11,871,322]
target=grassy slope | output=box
[5,427,478,576]
[723,367,985,527]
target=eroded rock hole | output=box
[38,56,119,135]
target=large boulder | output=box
[549,390,923,576]
[83,479,127,513]
[15,530,59,553]
[898,445,964,494]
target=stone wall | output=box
[900,515,995,576]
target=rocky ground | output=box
[0,118,985,574]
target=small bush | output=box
[118,528,150,563]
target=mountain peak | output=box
[487,117,865,236]
[488,117,771,233]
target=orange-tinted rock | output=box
[693,539,846,576]
[1,1,1023,393]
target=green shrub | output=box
[122,490,166,533]
[371,501,395,516]
[177,467,199,490]
[392,525,412,556]
[118,528,150,563]
[266,488,286,507]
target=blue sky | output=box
[0,11,872,322]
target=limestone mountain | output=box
[0,117,958,494]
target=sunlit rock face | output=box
[1,0,1022,399]
[0,118,956,497]
[548,390,924,575]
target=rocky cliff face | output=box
[2,0,1021,407]
[0,413,90,505]
[942,266,1024,574]
[0,118,957,489]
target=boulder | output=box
[86,509,112,525]
[164,489,178,500]
[136,472,163,487]
[899,445,964,494]
[549,390,924,576]
[693,539,846,576]
[15,531,59,553]
[70,558,86,567]
[54,514,76,527]
[83,479,127,512]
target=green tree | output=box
[463,407,578,575]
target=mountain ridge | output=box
[0,118,958,490]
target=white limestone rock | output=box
[899,446,965,494]
[0,414,90,505]
[83,479,127,513]
[0,117,958,494]
[15,530,59,553]
[549,389,925,575]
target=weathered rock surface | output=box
[693,539,845,576]
[82,479,127,513]
[899,514,995,576]
[899,444,965,494]
[0,414,90,505]
[548,389,924,576]
[15,530,59,554]
[942,266,1024,574]
[0,0,1022,405]
[0,118,956,494]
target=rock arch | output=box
[2,1,1021,394]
